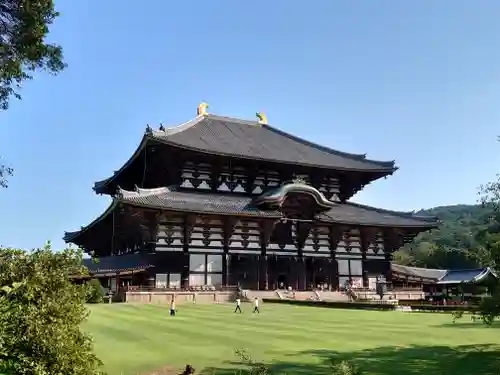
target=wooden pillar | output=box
[222,254,228,286]
[383,229,401,286]
[361,227,376,288]
[329,225,342,290]
[260,219,276,291]
[144,210,159,254]
[297,258,306,291]
[182,215,195,289]
[258,255,268,290]
[223,217,237,287]
[294,258,299,290]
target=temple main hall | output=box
[64,103,437,292]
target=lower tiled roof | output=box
[391,263,447,281]
[64,187,437,244]
[118,187,281,217]
[82,253,154,276]
[116,186,436,227]
[436,267,497,285]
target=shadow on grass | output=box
[202,344,500,375]
[439,321,500,329]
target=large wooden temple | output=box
[64,103,438,292]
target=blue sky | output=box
[1,1,499,250]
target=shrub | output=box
[86,278,105,304]
[0,243,105,375]
[331,360,363,375]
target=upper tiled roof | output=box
[150,114,396,171]
[391,263,447,281]
[94,113,397,193]
[436,267,498,285]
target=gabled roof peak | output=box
[116,185,173,199]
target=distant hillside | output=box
[393,204,493,269]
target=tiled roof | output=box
[65,187,437,244]
[82,253,154,276]
[94,114,397,192]
[118,187,436,227]
[436,267,498,285]
[318,202,437,228]
[117,186,282,218]
[391,263,447,281]
[150,115,396,171]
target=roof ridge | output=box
[153,113,396,168]
[393,264,446,272]
[262,124,395,167]
[151,115,206,136]
[445,267,491,272]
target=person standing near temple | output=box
[170,298,176,316]
[234,297,242,313]
[252,297,260,314]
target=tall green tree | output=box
[474,175,500,324]
[0,243,105,374]
[1,0,66,187]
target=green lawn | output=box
[85,303,500,375]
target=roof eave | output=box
[151,135,398,173]
[92,134,150,195]
[63,199,119,244]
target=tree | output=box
[86,278,105,304]
[473,176,500,324]
[0,162,13,188]
[1,0,66,188]
[0,0,66,110]
[0,243,105,374]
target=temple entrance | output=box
[277,274,287,290]
[305,257,332,290]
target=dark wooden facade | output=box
[65,106,438,291]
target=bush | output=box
[0,243,105,375]
[86,278,105,304]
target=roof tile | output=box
[151,115,396,171]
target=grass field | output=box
[85,303,500,375]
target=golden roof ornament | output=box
[256,112,268,125]
[197,102,209,116]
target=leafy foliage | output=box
[0,0,66,110]
[0,162,13,188]
[1,0,66,188]
[86,278,105,304]
[393,204,494,269]
[0,243,105,374]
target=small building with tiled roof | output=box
[65,103,438,293]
